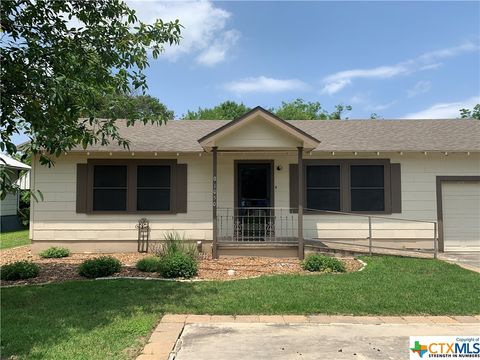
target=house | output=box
[0,154,31,232]
[29,107,480,257]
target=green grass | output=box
[0,229,30,249]
[1,256,479,359]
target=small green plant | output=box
[1,261,40,280]
[154,232,197,259]
[136,256,162,272]
[301,253,346,273]
[39,247,71,258]
[157,252,198,279]
[78,256,122,279]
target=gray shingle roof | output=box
[78,119,480,152]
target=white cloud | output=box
[196,30,240,66]
[225,76,308,94]
[407,80,432,97]
[404,96,480,119]
[126,1,239,65]
[321,41,478,95]
[349,93,396,112]
[366,101,398,112]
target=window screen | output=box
[306,165,341,211]
[137,165,171,211]
[350,165,385,211]
[93,165,127,211]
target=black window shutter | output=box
[175,164,188,213]
[76,164,88,213]
[289,164,298,212]
[390,163,402,213]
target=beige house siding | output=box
[215,117,302,149]
[30,151,480,253]
[1,192,18,217]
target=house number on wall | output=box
[212,175,217,207]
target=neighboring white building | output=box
[28,107,480,256]
[0,154,30,232]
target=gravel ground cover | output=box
[0,246,363,286]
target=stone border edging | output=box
[357,258,367,271]
[136,314,480,360]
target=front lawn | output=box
[1,256,479,359]
[0,229,30,249]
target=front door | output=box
[235,162,274,241]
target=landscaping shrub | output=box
[39,247,70,258]
[154,232,197,259]
[301,253,346,273]
[78,256,122,279]
[157,252,198,279]
[136,256,162,272]
[1,261,40,281]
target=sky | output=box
[130,0,480,119]
[10,1,480,145]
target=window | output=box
[303,160,391,214]
[87,160,178,213]
[350,165,385,211]
[137,166,171,211]
[306,165,341,211]
[93,165,127,211]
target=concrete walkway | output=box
[136,314,480,360]
[439,252,480,273]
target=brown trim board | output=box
[436,176,480,252]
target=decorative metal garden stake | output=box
[137,218,150,253]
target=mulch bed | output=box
[0,246,364,286]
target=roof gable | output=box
[198,107,320,151]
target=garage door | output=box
[442,182,480,251]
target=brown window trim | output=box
[303,159,392,215]
[86,159,177,214]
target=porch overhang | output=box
[198,106,320,152]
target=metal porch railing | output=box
[215,207,439,258]
[217,207,298,243]
[303,208,438,259]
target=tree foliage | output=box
[183,99,352,120]
[88,94,174,121]
[0,0,181,196]
[183,101,250,120]
[459,104,480,120]
[271,99,352,120]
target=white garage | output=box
[440,179,480,252]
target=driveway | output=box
[173,323,478,360]
[439,252,480,272]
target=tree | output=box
[183,101,251,120]
[0,0,181,198]
[460,104,480,120]
[271,99,352,120]
[183,99,352,120]
[90,94,174,121]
